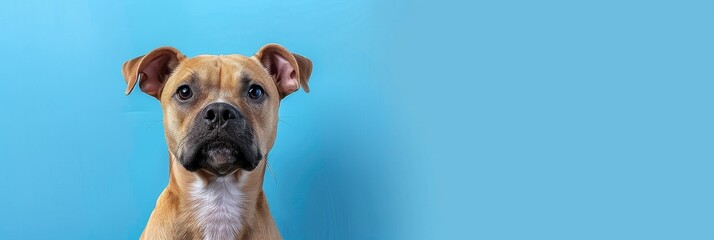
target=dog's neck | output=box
[190,173,246,240]
[167,155,267,240]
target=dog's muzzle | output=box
[177,102,262,176]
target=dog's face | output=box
[122,44,312,176]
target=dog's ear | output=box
[122,47,186,99]
[254,44,312,99]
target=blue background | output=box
[0,0,712,239]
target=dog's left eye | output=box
[176,85,193,100]
[248,85,264,99]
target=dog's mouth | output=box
[179,139,261,176]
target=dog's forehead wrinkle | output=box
[173,70,197,87]
[216,58,224,91]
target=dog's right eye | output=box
[248,85,264,99]
[176,85,193,100]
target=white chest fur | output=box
[190,176,245,240]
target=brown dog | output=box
[122,44,312,240]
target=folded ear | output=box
[122,47,185,99]
[254,44,312,99]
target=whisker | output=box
[278,118,293,128]
[145,119,164,130]
[266,160,277,187]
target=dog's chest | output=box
[190,176,245,240]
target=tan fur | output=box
[123,44,312,240]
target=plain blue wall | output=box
[1,0,713,239]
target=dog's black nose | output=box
[203,102,238,128]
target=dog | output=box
[122,44,312,240]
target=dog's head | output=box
[122,44,312,176]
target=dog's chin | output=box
[203,147,242,176]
